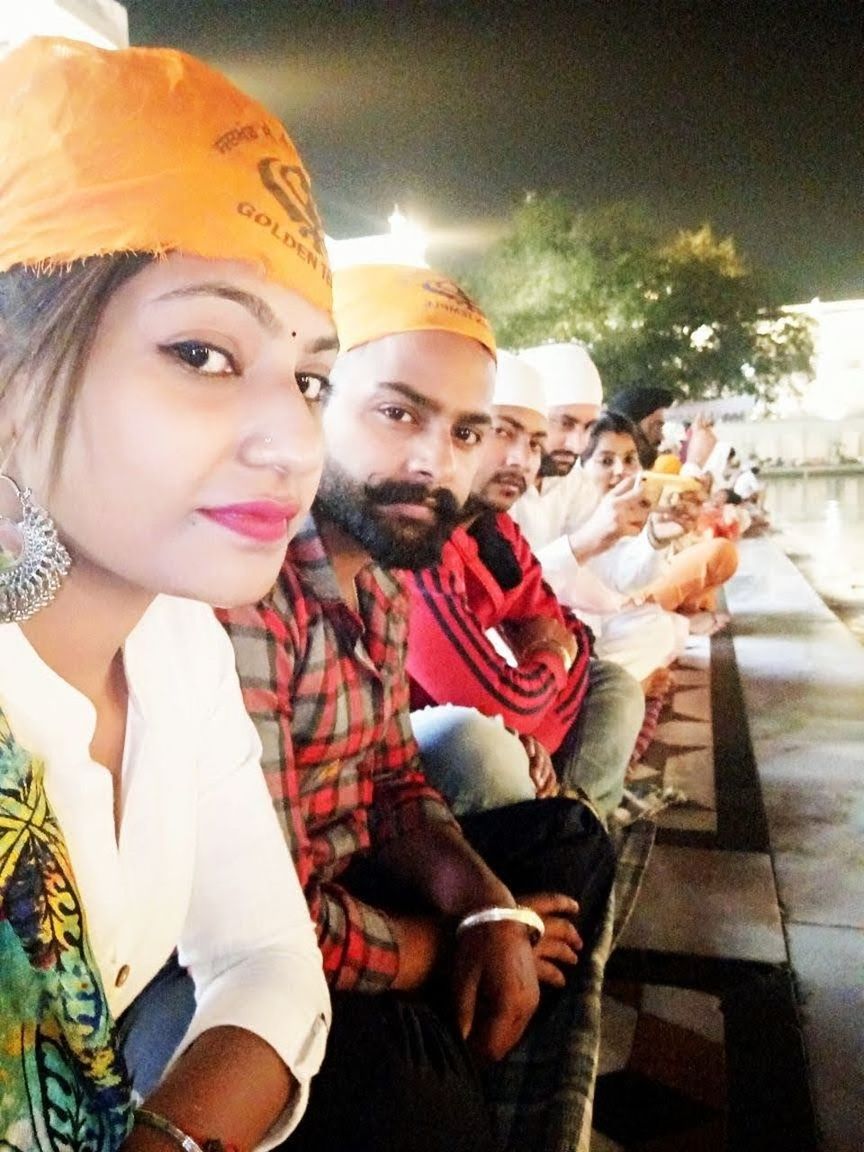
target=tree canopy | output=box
[452,196,813,404]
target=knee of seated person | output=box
[590,660,644,731]
[412,705,534,814]
[289,994,496,1152]
[708,537,739,583]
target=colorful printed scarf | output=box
[0,706,132,1150]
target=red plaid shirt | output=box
[219,518,457,993]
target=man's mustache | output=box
[492,470,527,494]
[365,479,462,520]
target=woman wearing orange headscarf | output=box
[0,38,335,1152]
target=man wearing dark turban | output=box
[607,386,675,469]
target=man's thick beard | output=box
[460,491,495,518]
[313,463,464,570]
[540,451,577,478]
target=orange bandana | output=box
[0,38,332,312]
[333,264,496,359]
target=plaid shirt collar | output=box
[289,514,405,667]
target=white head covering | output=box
[492,350,547,417]
[518,342,602,409]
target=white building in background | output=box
[789,298,864,420]
[675,297,864,466]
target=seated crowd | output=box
[0,36,744,1152]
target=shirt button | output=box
[115,964,130,988]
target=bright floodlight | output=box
[327,203,429,269]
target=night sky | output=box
[125,0,863,301]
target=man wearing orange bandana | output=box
[221,265,615,1152]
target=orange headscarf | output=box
[652,452,683,475]
[333,264,496,359]
[0,37,331,313]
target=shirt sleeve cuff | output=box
[525,646,569,688]
[172,952,331,1149]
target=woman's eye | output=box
[165,340,237,376]
[297,373,331,403]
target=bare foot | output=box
[641,666,674,699]
[687,611,731,636]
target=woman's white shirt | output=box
[585,531,665,594]
[0,595,329,1145]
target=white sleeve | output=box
[535,535,627,613]
[511,471,598,553]
[560,474,602,536]
[173,627,330,1149]
[587,532,667,594]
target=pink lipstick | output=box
[199,500,299,543]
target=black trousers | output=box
[119,799,613,1152]
[282,797,614,1152]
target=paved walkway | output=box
[591,538,863,1151]
[725,538,864,1152]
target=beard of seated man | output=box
[313,465,464,570]
[539,449,577,478]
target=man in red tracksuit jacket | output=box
[408,351,644,820]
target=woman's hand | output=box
[569,476,652,560]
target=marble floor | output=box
[592,538,863,1151]
[724,539,864,1151]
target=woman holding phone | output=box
[581,412,738,642]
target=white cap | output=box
[518,342,602,409]
[492,350,547,417]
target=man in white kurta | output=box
[510,344,683,680]
[510,343,648,616]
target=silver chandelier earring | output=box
[0,474,71,623]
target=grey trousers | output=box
[412,657,643,819]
